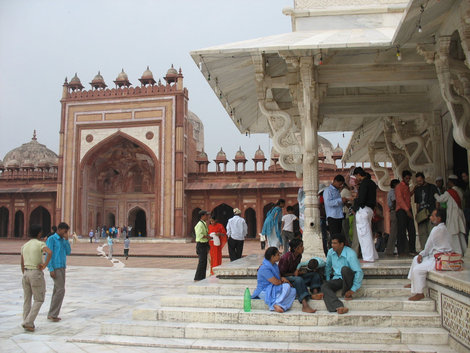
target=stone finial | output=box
[32,130,37,141]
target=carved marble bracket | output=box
[383,119,409,179]
[434,36,470,150]
[253,54,303,175]
[368,142,391,192]
[388,117,433,177]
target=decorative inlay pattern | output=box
[86,134,93,143]
[146,131,154,140]
[442,294,470,348]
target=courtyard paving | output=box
[0,239,265,352]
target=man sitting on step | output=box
[321,233,364,314]
[405,208,453,301]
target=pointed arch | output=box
[14,210,24,238]
[245,207,257,238]
[76,131,160,236]
[0,207,9,237]
[128,206,147,237]
[190,207,201,238]
[212,203,234,228]
[29,206,51,235]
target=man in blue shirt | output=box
[324,175,347,235]
[46,222,71,322]
[321,233,363,314]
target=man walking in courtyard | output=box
[352,167,379,262]
[46,222,71,322]
[21,224,52,332]
[226,208,248,261]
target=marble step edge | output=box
[68,334,456,353]
[187,285,412,297]
[100,320,449,345]
[159,295,436,312]
[214,267,410,278]
[215,278,410,285]
[133,307,441,327]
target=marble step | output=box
[187,283,411,297]
[214,255,411,278]
[159,295,436,312]
[69,333,457,353]
[100,320,449,345]
[216,277,410,285]
[132,307,441,327]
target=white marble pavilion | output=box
[191,0,470,259]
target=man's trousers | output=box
[48,268,66,318]
[321,266,355,312]
[228,237,244,261]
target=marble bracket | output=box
[384,120,410,179]
[368,142,391,192]
[434,36,470,150]
[389,117,433,176]
[253,54,303,175]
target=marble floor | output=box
[0,264,205,353]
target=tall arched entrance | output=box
[14,210,24,238]
[0,207,8,237]
[80,134,157,236]
[128,207,147,237]
[245,207,256,238]
[29,206,51,235]
[212,203,234,228]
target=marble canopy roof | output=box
[190,0,460,164]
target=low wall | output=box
[427,265,470,353]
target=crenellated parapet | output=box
[65,84,187,101]
[63,65,187,102]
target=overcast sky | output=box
[0,0,352,170]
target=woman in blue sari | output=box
[261,199,285,249]
[251,247,296,313]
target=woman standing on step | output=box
[251,247,296,313]
[260,199,285,249]
[208,217,227,275]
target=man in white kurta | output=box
[406,208,453,301]
[434,176,467,255]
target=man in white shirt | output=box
[281,206,298,254]
[406,208,453,301]
[226,208,248,261]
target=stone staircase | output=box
[71,257,457,352]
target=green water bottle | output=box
[243,287,251,312]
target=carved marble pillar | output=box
[428,111,447,180]
[299,57,324,258]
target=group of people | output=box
[253,168,468,313]
[91,225,135,241]
[252,233,363,315]
[386,171,467,257]
[194,208,248,281]
[20,222,72,332]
